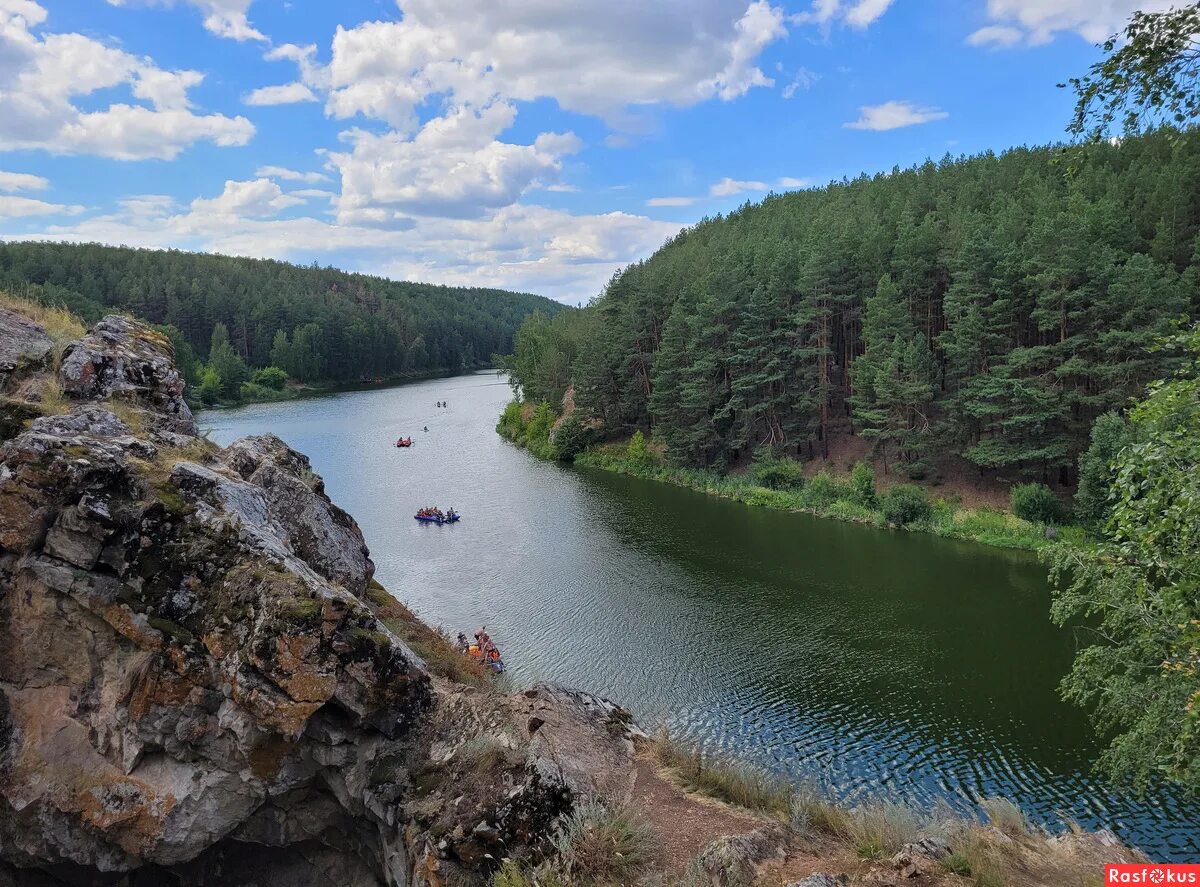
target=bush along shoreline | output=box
[497,400,1088,553]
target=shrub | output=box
[1074,411,1132,527]
[880,484,932,526]
[801,471,850,509]
[551,413,595,461]
[900,460,931,481]
[627,429,650,464]
[750,452,806,490]
[551,799,655,883]
[196,366,223,404]
[1010,483,1065,525]
[850,461,876,507]
[497,400,525,439]
[251,366,288,390]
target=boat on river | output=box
[414,508,460,524]
[395,437,413,447]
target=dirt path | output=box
[628,756,767,876]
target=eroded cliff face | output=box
[0,309,639,887]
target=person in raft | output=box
[447,507,457,520]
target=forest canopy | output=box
[503,130,1200,486]
[0,242,567,395]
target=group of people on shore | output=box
[457,626,499,662]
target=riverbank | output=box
[194,365,497,409]
[497,404,1086,553]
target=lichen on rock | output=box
[0,311,642,886]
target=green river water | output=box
[199,370,1198,861]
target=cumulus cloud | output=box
[321,0,787,131]
[107,0,265,42]
[0,170,48,191]
[255,165,329,183]
[0,195,84,217]
[845,100,948,131]
[0,2,254,159]
[967,0,1176,47]
[190,179,305,217]
[245,82,318,106]
[646,196,698,207]
[793,0,896,29]
[13,182,679,302]
[327,102,582,222]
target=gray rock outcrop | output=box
[0,312,640,886]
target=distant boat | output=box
[395,437,413,447]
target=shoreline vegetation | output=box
[496,400,1085,553]
[194,364,496,410]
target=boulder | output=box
[698,824,790,887]
[0,309,53,394]
[786,876,849,887]
[58,315,196,435]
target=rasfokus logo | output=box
[1106,865,1200,884]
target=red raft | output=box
[395,437,413,448]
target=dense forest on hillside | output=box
[505,130,1200,487]
[0,242,565,398]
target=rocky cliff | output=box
[0,310,641,886]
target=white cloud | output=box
[327,102,582,222]
[255,165,329,183]
[107,0,266,42]
[0,195,84,217]
[245,82,318,106]
[777,176,811,188]
[647,197,698,207]
[323,0,787,131]
[545,184,579,193]
[15,184,679,302]
[290,188,336,201]
[966,25,1024,48]
[0,2,254,159]
[782,67,818,99]
[967,0,1175,47]
[845,100,948,131]
[710,177,768,196]
[793,0,895,29]
[0,170,48,192]
[190,178,305,217]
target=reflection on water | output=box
[200,371,1199,862]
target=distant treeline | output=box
[0,242,567,396]
[504,130,1200,485]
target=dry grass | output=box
[363,580,490,687]
[35,377,70,416]
[0,292,85,357]
[646,730,794,817]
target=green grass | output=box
[574,440,1085,555]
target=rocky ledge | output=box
[0,309,642,886]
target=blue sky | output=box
[0,0,1167,303]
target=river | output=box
[199,370,1198,861]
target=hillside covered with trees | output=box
[503,129,1200,490]
[0,242,566,401]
